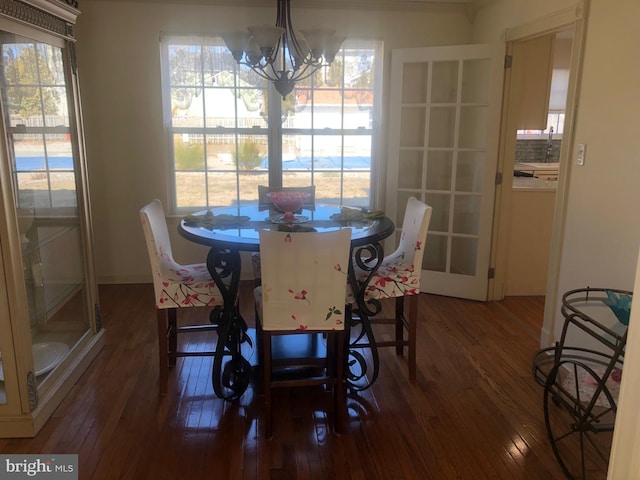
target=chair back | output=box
[139,199,185,307]
[258,229,351,331]
[386,197,432,291]
[258,185,316,208]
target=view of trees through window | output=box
[161,36,380,210]
[1,37,76,211]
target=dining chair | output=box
[257,184,316,207]
[350,197,432,382]
[254,228,351,438]
[252,184,316,287]
[139,199,224,395]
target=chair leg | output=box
[408,295,418,382]
[325,331,335,381]
[263,331,273,438]
[255,314,264,396]
[395,296,405,356]
[334,330,347,435]
[168,308,178,367]
[157,309,169,395]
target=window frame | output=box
[160,34,383,214]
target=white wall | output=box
[75,0,472,283]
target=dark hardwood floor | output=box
[0,284,564,479]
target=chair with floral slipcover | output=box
[140,199,224,395]
[254,228,351,438]
[251,185,316,287]
[350,197,432,382]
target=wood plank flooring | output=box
[0,284,566,479]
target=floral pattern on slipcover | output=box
[140,200,223,310]
[154,247,223,308]
[360,240,422,300]
[346,197,431,304]
[255,229,351,332]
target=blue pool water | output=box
[15,155,371,171]
[15,156,74,171]
[273,156,371,170]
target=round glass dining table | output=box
[178,204,394,252]
[178,203,395,400]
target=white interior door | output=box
[386,44,505,300]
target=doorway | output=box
[489,2,588,348]
[504,28,574,300]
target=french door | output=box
[386,44,504,300]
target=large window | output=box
[160,35,381,211]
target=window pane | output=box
[283,172,312,189]
[176,171,206,207]
[206,134,239,171]
[342,171,370,207]
[173,134,205,171]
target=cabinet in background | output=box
[0,0,104,437]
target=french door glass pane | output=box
[451,237,478,275]
[428,107,456,147]
[431,61,459,103]
[426,150,453,191]
[395,190,415,225]
[398,150,423,189]
[423,234,447,272]
[402,62,429,103]
[456,151,484,192]
[425,192,450,233]
[459,106,488,149]
[453,195,481,235]
[461,58,491,103]
[399,107,425,148]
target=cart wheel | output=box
[544,360,617,480]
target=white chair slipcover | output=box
[140,199,223,394]
[254,228,351,437]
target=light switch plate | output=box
[577,143,586,165]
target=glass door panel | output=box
[0,31,90,386]
[387,44,504,300]
[431,61,458,103]
[401,62,429,103]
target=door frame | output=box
[488,1,589,346]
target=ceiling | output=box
[88,0,496,13]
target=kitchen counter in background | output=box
[506,168,558,296]
[514,162,560,182]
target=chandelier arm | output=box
[289,62,324,84]
[238,57,292,88]
[283,0,306,62]
[227,0,340,98]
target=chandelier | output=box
[222,0,345,98]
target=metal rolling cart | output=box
[532,287,632,480]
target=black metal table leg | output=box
[345,241,385,391]
[206,247,252,401]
